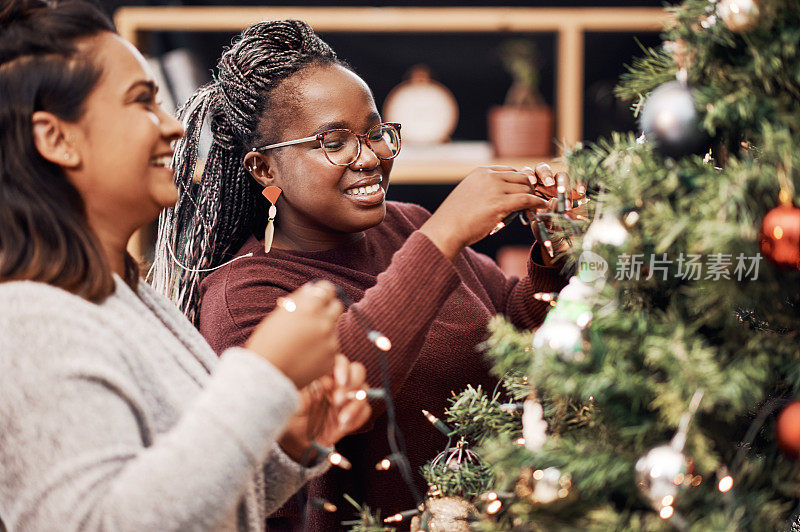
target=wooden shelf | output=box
[390,157,565,184]
[114,6,672,152]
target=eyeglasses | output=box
[252,122,401,167]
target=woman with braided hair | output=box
[0,1,371,530]
[153,19,579,530]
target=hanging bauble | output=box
[410,496,476,532]
[583,213,629,249]
[522,397,548,452]
[758,203,800,270]
[639,81,709,159]
[532,318,584,362]
[717,0,760,32]
[635,444,688,511]
[550,277,596,324]
[516,466,572,504]
[430,437,481,472]
[776,400,800,459]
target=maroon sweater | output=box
[199,201,567,530]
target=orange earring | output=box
[262,186,282,253]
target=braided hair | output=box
[152,20,342,324]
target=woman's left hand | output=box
[278,354,371,464]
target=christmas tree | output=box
[415,0,800,530]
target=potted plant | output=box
[488,40,554,158]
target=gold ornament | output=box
[409,497,476,532]
[717,0,760,32]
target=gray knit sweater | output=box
[0,277,327,531]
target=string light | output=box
[421,409,452,436]
[350,389,368,401]
[367,330,392,351]
[533,292,559,307]
[383,508,421,523]
[489,221,506,235]
[311,442,352,470]
[556,173,568,212]
[486,500,503,514]
[375,453,404,471]
[534,218,554,258]
[718,475,734,493]
[515,437,526,446]
[624,211,640,226]
[323,284,422,514]
[328,451,352,470]
[346,388,387,400]
[660,506,674,519]
[309,498,337,513]
[542,238,555,258]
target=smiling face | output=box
[256,64,394,248]
[65,32,183,238]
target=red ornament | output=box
[758,204,800,270]
[776,400,800,459]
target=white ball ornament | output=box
[635,445,688,510]
[717,0,760,32]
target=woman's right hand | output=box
[419,165,551,260]
[245,280,343,389]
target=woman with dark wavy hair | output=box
[0,1,370,530]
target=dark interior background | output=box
[103,0,677,259]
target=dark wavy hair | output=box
[0,0,133,302]
[152,19,345,324]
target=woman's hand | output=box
[522,163,587,266]
[245,280,343,389]
[278,355,372,463]
[420,165,552,260]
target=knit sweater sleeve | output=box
[0,294,302,531]
[463,244,569,329]
[337,231,461,396]
[210,230,461,426]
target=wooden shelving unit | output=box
[115,6,672,178]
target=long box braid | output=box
[151,20,341,324]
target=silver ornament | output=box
[640,81,708,158]
[717,0,760,32]
[635,444,688,510]
[583,213,628,249]
[430,437,480,472]
[532,318,584,362]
